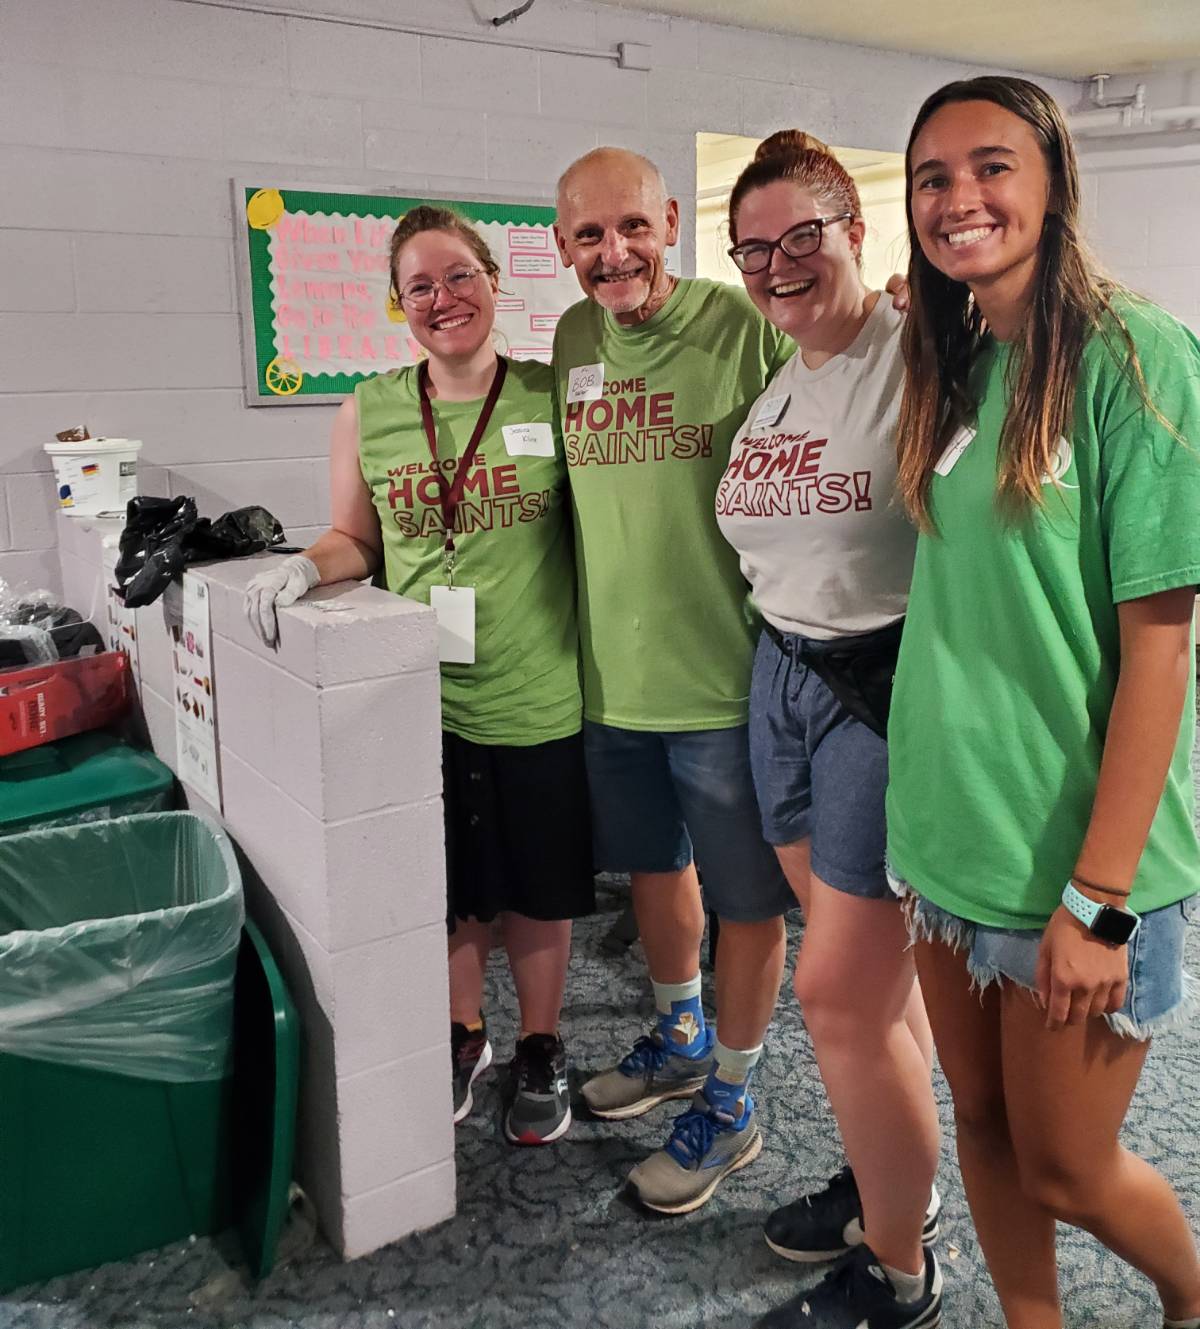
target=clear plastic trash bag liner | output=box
[0,813,244,1082]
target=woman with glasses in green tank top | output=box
[245,206,593,1147]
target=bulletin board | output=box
[232,180,584,406]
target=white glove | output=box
[244,554,320,646]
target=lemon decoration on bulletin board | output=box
[385,213,407,321]
[264,357,303,396]
[246,189,286,231]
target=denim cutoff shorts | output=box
[749,626,893,900]
[583,720,795,923]
[890,870,1199,1041]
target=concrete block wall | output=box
[56,514,451,1259]
[1076,69,1200,338]
[1,0,1083,595]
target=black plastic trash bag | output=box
[114,497,289,608]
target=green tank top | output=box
[356,357,581,746]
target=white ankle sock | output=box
[880,1260,926,1304]
[1164,1316,1200,1328]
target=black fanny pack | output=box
[764,617,905,739]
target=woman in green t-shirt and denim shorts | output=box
[245,208,593,1149]
[890,76,1200,1329]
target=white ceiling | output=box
[599,0,1200,78]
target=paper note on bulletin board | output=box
[234,181,589,405]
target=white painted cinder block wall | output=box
[1074,69,1200,340]
[1,0,1084,595]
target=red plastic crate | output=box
[0,652,130,755]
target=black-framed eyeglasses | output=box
[727,213,854,274]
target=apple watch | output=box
[1061,882,1140,945]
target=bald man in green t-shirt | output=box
[551,147,796,1214]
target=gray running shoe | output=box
[581,1027,715,1120]
[628,1092,763,1215]
[505,1033,572,1145]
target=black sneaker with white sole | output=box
[505,1033,572,1145]
[765,1166,940,1263]
[756,1245,943,1329]
[451,1020,493,1125]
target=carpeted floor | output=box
[3,743,1199,1329]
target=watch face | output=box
[1092,905,1138,945]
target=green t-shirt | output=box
[356,357,580,747]
[887,300,1200,927]
[551,278,794,730]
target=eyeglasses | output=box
[727,213,854,274]
[399,266,489,310]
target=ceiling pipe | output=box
[173,0,619,62]
[1068,106,1127,131]
[1065,73,1200,137]
[1154,105,1200,126]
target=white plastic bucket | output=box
[43,437,142,517]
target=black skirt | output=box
[443,729,595,928]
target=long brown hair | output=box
[728,130,862,261]
[897,76,1140,526]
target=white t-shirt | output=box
[716,295,915,640]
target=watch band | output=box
[1062,881,1140,944]
[1062,882,1103,929]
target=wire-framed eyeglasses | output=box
[727,213,854,274]
[399,266,489,310]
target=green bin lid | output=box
[0,731,175,832]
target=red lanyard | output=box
[417,356,507,580]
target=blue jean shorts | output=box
[749,626,892,900]
[583,720,795,923]
[892,873,1199,1041]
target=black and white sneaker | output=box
[505,1033,572,1145]
[765,1166,940,1263]
[451,1020,493,1125]
[756,1245,942,1328]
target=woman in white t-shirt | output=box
[716,132,941,1329]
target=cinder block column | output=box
[57,516,453,1258]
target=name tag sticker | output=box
[934,426,976,477]
[753,394,790,430]
[429,585,476,664]
[502,422,555,457]
[566,362,604,403]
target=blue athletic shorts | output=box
[583,720,795,923]
[749,626,892,900]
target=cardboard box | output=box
[0,652,130,756]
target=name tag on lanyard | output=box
[417,356,508,667]
[430,585,476,664]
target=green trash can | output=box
[0,731,175,836]
[235,918,301,1282]
[0,812,244,1291]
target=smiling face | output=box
[554,150,680,325]
[733,179,865,347]
[393,229,498,364]
[909,99,1052,336]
